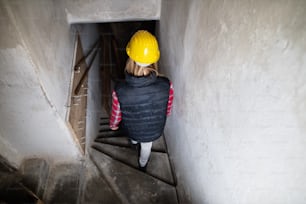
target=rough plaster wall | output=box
[5,0,75,119]
[159,0,306,203]
[0,0,80,166]
[63,0,161,24]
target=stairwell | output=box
[1,127,179,204]
[77,21,181,203]
[85,115,179,203]
[1,19,179,203]
[1,1,306,203]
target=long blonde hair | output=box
[125,58,159,77]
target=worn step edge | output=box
[94,138,167,153]
[162,135,179,188]
[95,136,168,153]
[99,122,109,126]
[90,148,178,204]
[98,128,112,132]
[89,152,128,204]
[96,131,168,153]
[78,159,123,204]
[96,131,122,138]
[92,144,175,186]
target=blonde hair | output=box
[125,58,159,77]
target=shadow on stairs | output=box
[87,116,179,204]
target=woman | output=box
[109,30,174,172]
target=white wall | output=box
[159,0,306,203]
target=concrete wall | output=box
[63,0,161,24]
[0,0,161,166]
[159,0,306,203]
[0,0,81,166]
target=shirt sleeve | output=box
[109,90,122,129]
[167,82,174,116]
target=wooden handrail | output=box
[74,37,101,71]
[74,40,101,95]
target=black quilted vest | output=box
[115,72,170,142]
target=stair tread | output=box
[44,164,81,204]
[95,136,167,152]
[20,158,49,198]
[90,149,178,204]
[81,162,122,204]
[96,130,121,137]
[92,143,175,185]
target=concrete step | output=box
[95,136,167,152]
[90,149,178,204]
[100,117,109,120]
[0,181,39,203]
[43,163,82,204]
[96,129,122,137]
[100,122,109,126]
[92,142,175,185]
[100,117,110,124]
[20,158,49,199]
[98,126,112,132]
[0,156,41,203]
[80,160,122,204]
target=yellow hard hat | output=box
[126,30,160,64]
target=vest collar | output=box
[125,72,157,87]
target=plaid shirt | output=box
[109,82,174,129]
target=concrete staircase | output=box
[0,156,42,203]
[0,116,179,203]
[87,116,179,204]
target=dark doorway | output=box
[67,21,157,152]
